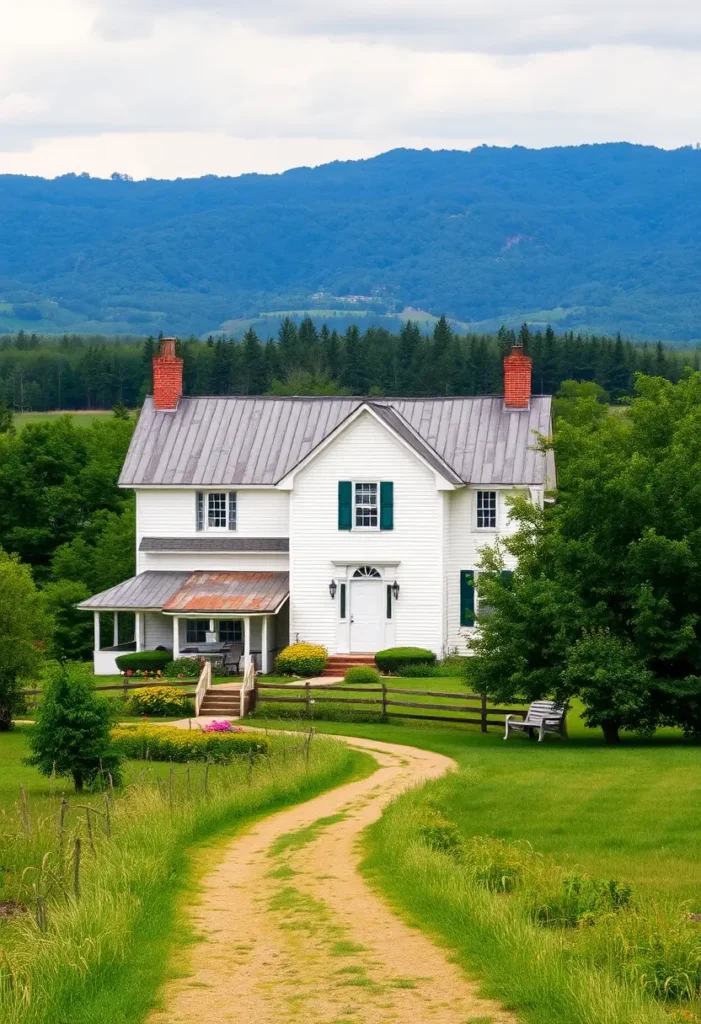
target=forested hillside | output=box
[2,144,701,340]
[0,320,697,412]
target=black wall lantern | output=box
[329,580,338,600]
[391,580,400,600]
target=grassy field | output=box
[13,410,131,428]
[250,685,701,1023]
[0,725,369,1024]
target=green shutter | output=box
[338,481,352,530]
[228,492,237,531]
[196,492,204,532]
[460,570,475,627]
[501,570,514,586]
[380,481,394,530]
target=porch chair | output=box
[222,643,244,674]
[504,701,567,742]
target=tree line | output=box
[0,319,698,411]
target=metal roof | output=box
[139,537,289,553]
[78,570,290,614]
[77,571,190,611]
[120,395,554,488]
[162,571,289,614]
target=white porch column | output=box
[135,612,143,652]
[172,615,180,660]
[243,617,251,671]
[113,612,119,647]
[261,616,269,674]
[94,611,101,653]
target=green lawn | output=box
[250,681,699,903]
[13,409,127,428]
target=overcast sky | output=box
[3,0,701,179]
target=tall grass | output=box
[364,778,687,1024]
[0,732,363,1024]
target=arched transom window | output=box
[353,566,382,579]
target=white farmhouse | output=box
[80,338,555,675]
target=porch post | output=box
[261,616,269,674]
[135,612,143,652]
[94,611,101,653]
[172,615,180,660]
[113,611,119,647]
[244,617,251,671]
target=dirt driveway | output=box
[148,733,516,1024]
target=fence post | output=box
[481,692,488,733]
[123,676,128,702]
[305,681,311,717]
[382,682,387,718]
[74,837,81,899]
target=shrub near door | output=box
[374,647,436,674]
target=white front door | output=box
[350,580,385,652]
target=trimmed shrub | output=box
[375,647,436,674]
[344,665,382,685]
[255,701,386,724]
[116,650,172,673]
[127,686,193,717]
[111,724,269,764]
[275,642,327,677]
[164,657,202,679]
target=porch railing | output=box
[240,660,256,718]
[195,659,212,717]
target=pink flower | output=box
[203,720,243,734]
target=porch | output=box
[79,570,289,676]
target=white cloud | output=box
[1,0,701,178]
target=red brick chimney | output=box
[503,342,532,409]
[153,337,183,410]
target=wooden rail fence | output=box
[24,678,200,700]
[255,682,527,732]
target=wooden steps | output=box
[198,687,246,718]
[323,653,376,677]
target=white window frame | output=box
[353,481,380,532]
[201,491,236,532]
[475,490,498,531]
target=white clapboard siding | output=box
[445,485,522,655]
[289,410,445,655]
[138,551,289,573]
[136,488,289,541]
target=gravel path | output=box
[148,733,516,1024]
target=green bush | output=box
[111,724,269,764]
[418,809,465,858]
[127,686,193,717]
[344,665,382,685]
[164,657,202,679]
[529,873,635,928]
[374,647,437,674]
[116,650,172,673]
[275,642,327,677]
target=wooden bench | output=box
[504,700,567,742]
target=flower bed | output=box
[111,724,269,763]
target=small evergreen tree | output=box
[26,663,122,792]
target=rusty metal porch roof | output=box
[78,570,289,614]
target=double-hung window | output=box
[476,490,497,530]
[355,482,379,529]
[196,491,237,531]
[218,620,243,643]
